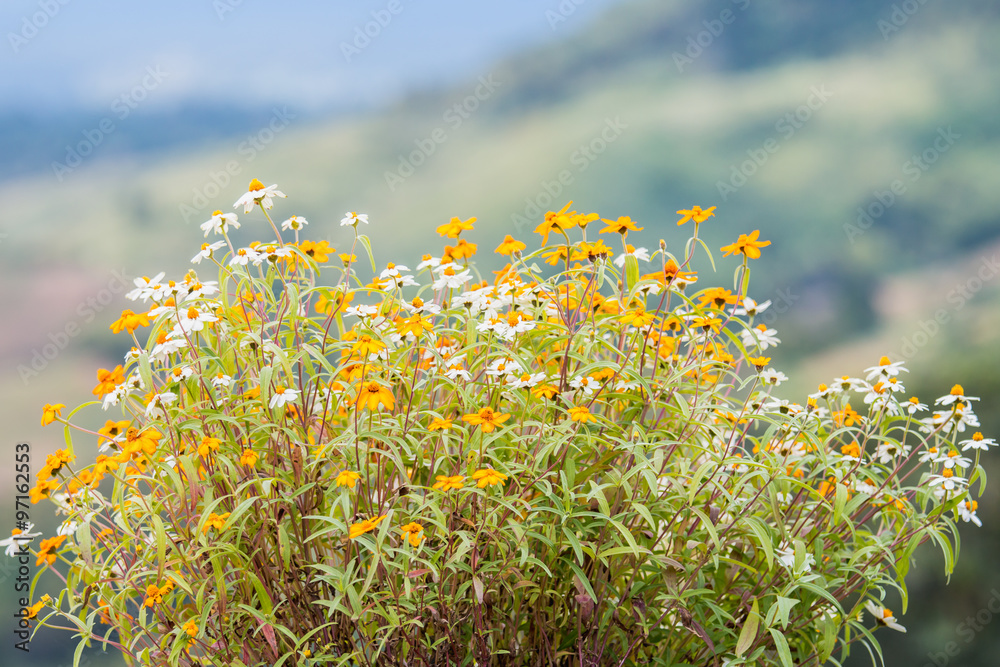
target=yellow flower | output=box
[428,418,452,431]
[495,235,526,256]
[568,406,597,423]
[198,437,221,458]
[356,381,395,411]
[143,580,174,607]
[436,216,477,238]
[26,599,47,620]
[299,239,335,264]
[351,334,386,357]
[462,407,511,433]
[532,384,559,400]
[471,468,508,488]
[720,230,771,260]
[30,480,59,504]
[41,403,66,427]
[400,522,424,547]
[202,512,231,533]
[619,307,655,328]
[676,205,716,225]
[109,309,151,334]
[534,202,599,245]
[748,356,771,370]
[35,535,67,566]
[183,620,198,637]
[240,449,259,467]
[599,215,643,235]
[92,365,125,397]
[397,314,432,339]
[432,475,465,492]
[335,470,361,488]
[349,515,386,539]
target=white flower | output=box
[443,362,471,382]
[269,386,300,409]
[936,385,979,406]
[958,499,982,527]
[281,215,308,231]
[570,375,600,396]
[211,373,232,388]
[864,356,908,381]
[169,366,195,383]
[173,306,219,334]
[340,211,369,227]
[733,298,771,317]
[486,357,521,381]
[759,368,787,386]
[1,523,41,557]
[507,372,547,390]
[152,334,187,360]
[234,180,286,213]
[402,297,441,315]
[57,520,79,537]
[865,601,906,633]
[960,432,996,452]
[201,210,240,236]
[613,246,650,267]
[229,247,262,267]
[145,391,177,419]
[433,265,472,290]
[417,254,441,270]
[125,272,166,302]
[740,324,781,350]
[874,441,909,465]
[191,241,226,264]
[905,397,927,414]
[776,544,815,575]
[182,280,220,301]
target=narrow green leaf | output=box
[735,598,759,657]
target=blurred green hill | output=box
[2,1,999,665]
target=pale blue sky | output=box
[0,0,629,112]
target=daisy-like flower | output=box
[400,522,424,547]
[281,215,308,231]
[110,309,151,334]
[432,475,465,492]
[486,357,521,381]
[240,449,259,467]
[740,324,781,350]
[939,450,972,470]
[335,470,361,488]
[875,440,909,465]
[960,432,997,452]
[269,385,300,409]
[1,523,41,557]
[462,407,511,433]
[733,298,771,317]
[958,499,982,527]
[433,265,472,291]
[906,396,927,414]
[436,216,476,238]
[495,235,526,256]
[471,468,508,488]
[126,272,167,301]
[613,245,651,267]
[599,215,643,236]
[92,366,125,397]
[41,403,66,427]
[183,620,199,638]
[191,241,226,264]
[35,535,67,567]
[759,369,788,386]
[173,306,218,334]
[720,230,771,260]
[568,406,597,423]
[428,417,452,431]
[936,384,980,406]
[340,211,369,227]
[864,601,906,633]
[507,372,547,390]
[233,179,286,213]
[229,246,263,267]
[676,205,716,226]
[570,375,600,396]
[201,512,231,533]
[776,544,815,575]
[211,373,232,389]
[864,356,908,381]
[356,381,395,411]
[200,210,240,237]
[144,580,175,607]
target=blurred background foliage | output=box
[1,0,998,665]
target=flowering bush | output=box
[14,180,995,666]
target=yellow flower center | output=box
[248,178,266,192]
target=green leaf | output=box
[357,234,377,272]
[769,628,794,667]
[735,598,760,657]
[624,255,640,293]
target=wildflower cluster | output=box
[18,181,992,666]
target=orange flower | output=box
[432,475,465,492]
[335,470,361,488]
[495,235,526,256]
[598,215,643,235]
[349,515,387,539]
[240,449,259,467]
[471,468,508,488]
[29,480,59,504]
[428,417,453,431]
[202,512,231,533]
[98,419,130,442]
[299,239,335,264]
[143,580,174,607]
[568,406,597,423]
[356,381,394,411]
[676,205,716,225]
[436,216,476,238]
[35,535,67,566]
[109,309,151,334]
[92,366,125,397]
[720,230,771,260]
[41,403,66,427]
[462,407,511,433]
[400,522,425,547]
